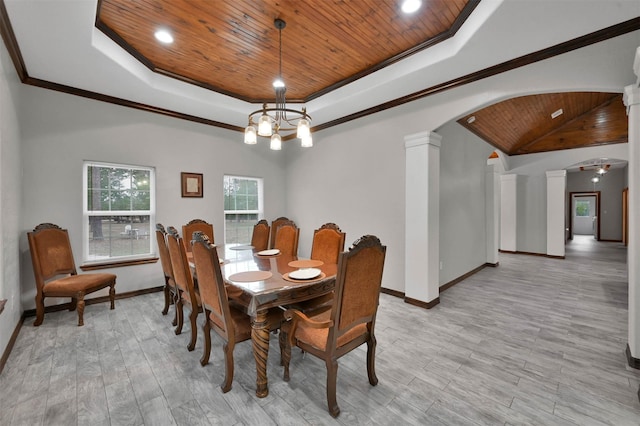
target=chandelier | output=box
[244,18,312,150]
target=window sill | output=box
[80,257,158,271]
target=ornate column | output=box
[500,174,518,252]
[624,46,640,368]
[546,170,566,258]
[405,131,441,308]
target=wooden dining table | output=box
[210,244,337,398]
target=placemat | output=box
[282,272,326,283]
[228,271,272,282]
[288,259,324,268]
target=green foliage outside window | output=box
[575,200,590,217]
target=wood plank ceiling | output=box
[95,0,628,155]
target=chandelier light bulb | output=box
[591,176,599,183]
[301,134,313,148]
[270,133,282,150]
[258,114,272,136]
[273,78,285,89]
[244,125,257,144]
[297,119,310,139]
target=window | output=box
[223,175,263,244]
[575,200,590,217]
[83,161,155,264]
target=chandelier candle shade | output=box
[244,19,312,150]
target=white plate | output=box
[230,245,254,250]
[257,249,280,256]
[289,268,321,280]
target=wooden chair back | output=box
[27,223,116,326]
[156,223,177,317]
[191,231,233,341]
[182,219,214,254]
[250,219,270,252]
[273,220,300,256]
[269,216,289,249]
[166,226,201,350]
[310,223,346,265]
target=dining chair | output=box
[182,219,214,254]
[290,223,346,314]
[269,216,290,249]
[250,219,270,252]
[166,226,201,351]
[273,220,300,256]
[156,223,177,325]
[27,223,116,326]
[280,235,386,417]
[190,231,282,392]
[311,223,346,265]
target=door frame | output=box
[568,191,601,241]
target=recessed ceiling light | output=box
[551,108,563,119]
[467,115,476,124]
[154,29,174,44]
[401,0,422,14]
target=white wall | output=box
[437,121,494,284]
[285,112,406,292]
[18,85,288,309]
[0,33,23,353]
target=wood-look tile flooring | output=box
[1,235,639,425]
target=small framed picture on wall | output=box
[181,172,203,198]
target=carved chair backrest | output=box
[310,223,346,265]
[166,226,198,308]
[273,220,300,256]
[182,219,214,253]
[27,223,78,291]
[251,219,270,252]
[269,217,290,249]
[155,223,174,281]
[190,231,233,340]
[327,235,386,350]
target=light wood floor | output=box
[1,235,639,425]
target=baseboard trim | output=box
[626,344,640,369]
[381,287,404,298]
[382,261,499,308]
[439,263,495,292]
[499,249,565,259]
[0,316,24,374]
[21,286,164,318]
[405,296,440,309]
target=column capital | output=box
[500,173,518,182]
[404,131,442,149]
[546,170,567,179]
[624,84,640,109]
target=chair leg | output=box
[76,294,85,327]
[326,359,340,417]
[109,283,115,310]
[34,294,45,326]
[366,335,378,386]
[187,309,198,351]
[69,297,77,311]
[162,278,170,315]
[175,296,184,335]
[279,331,291,381]
[200,317,211,367]
[221,341,235,393]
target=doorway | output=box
[568,192,601,241]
